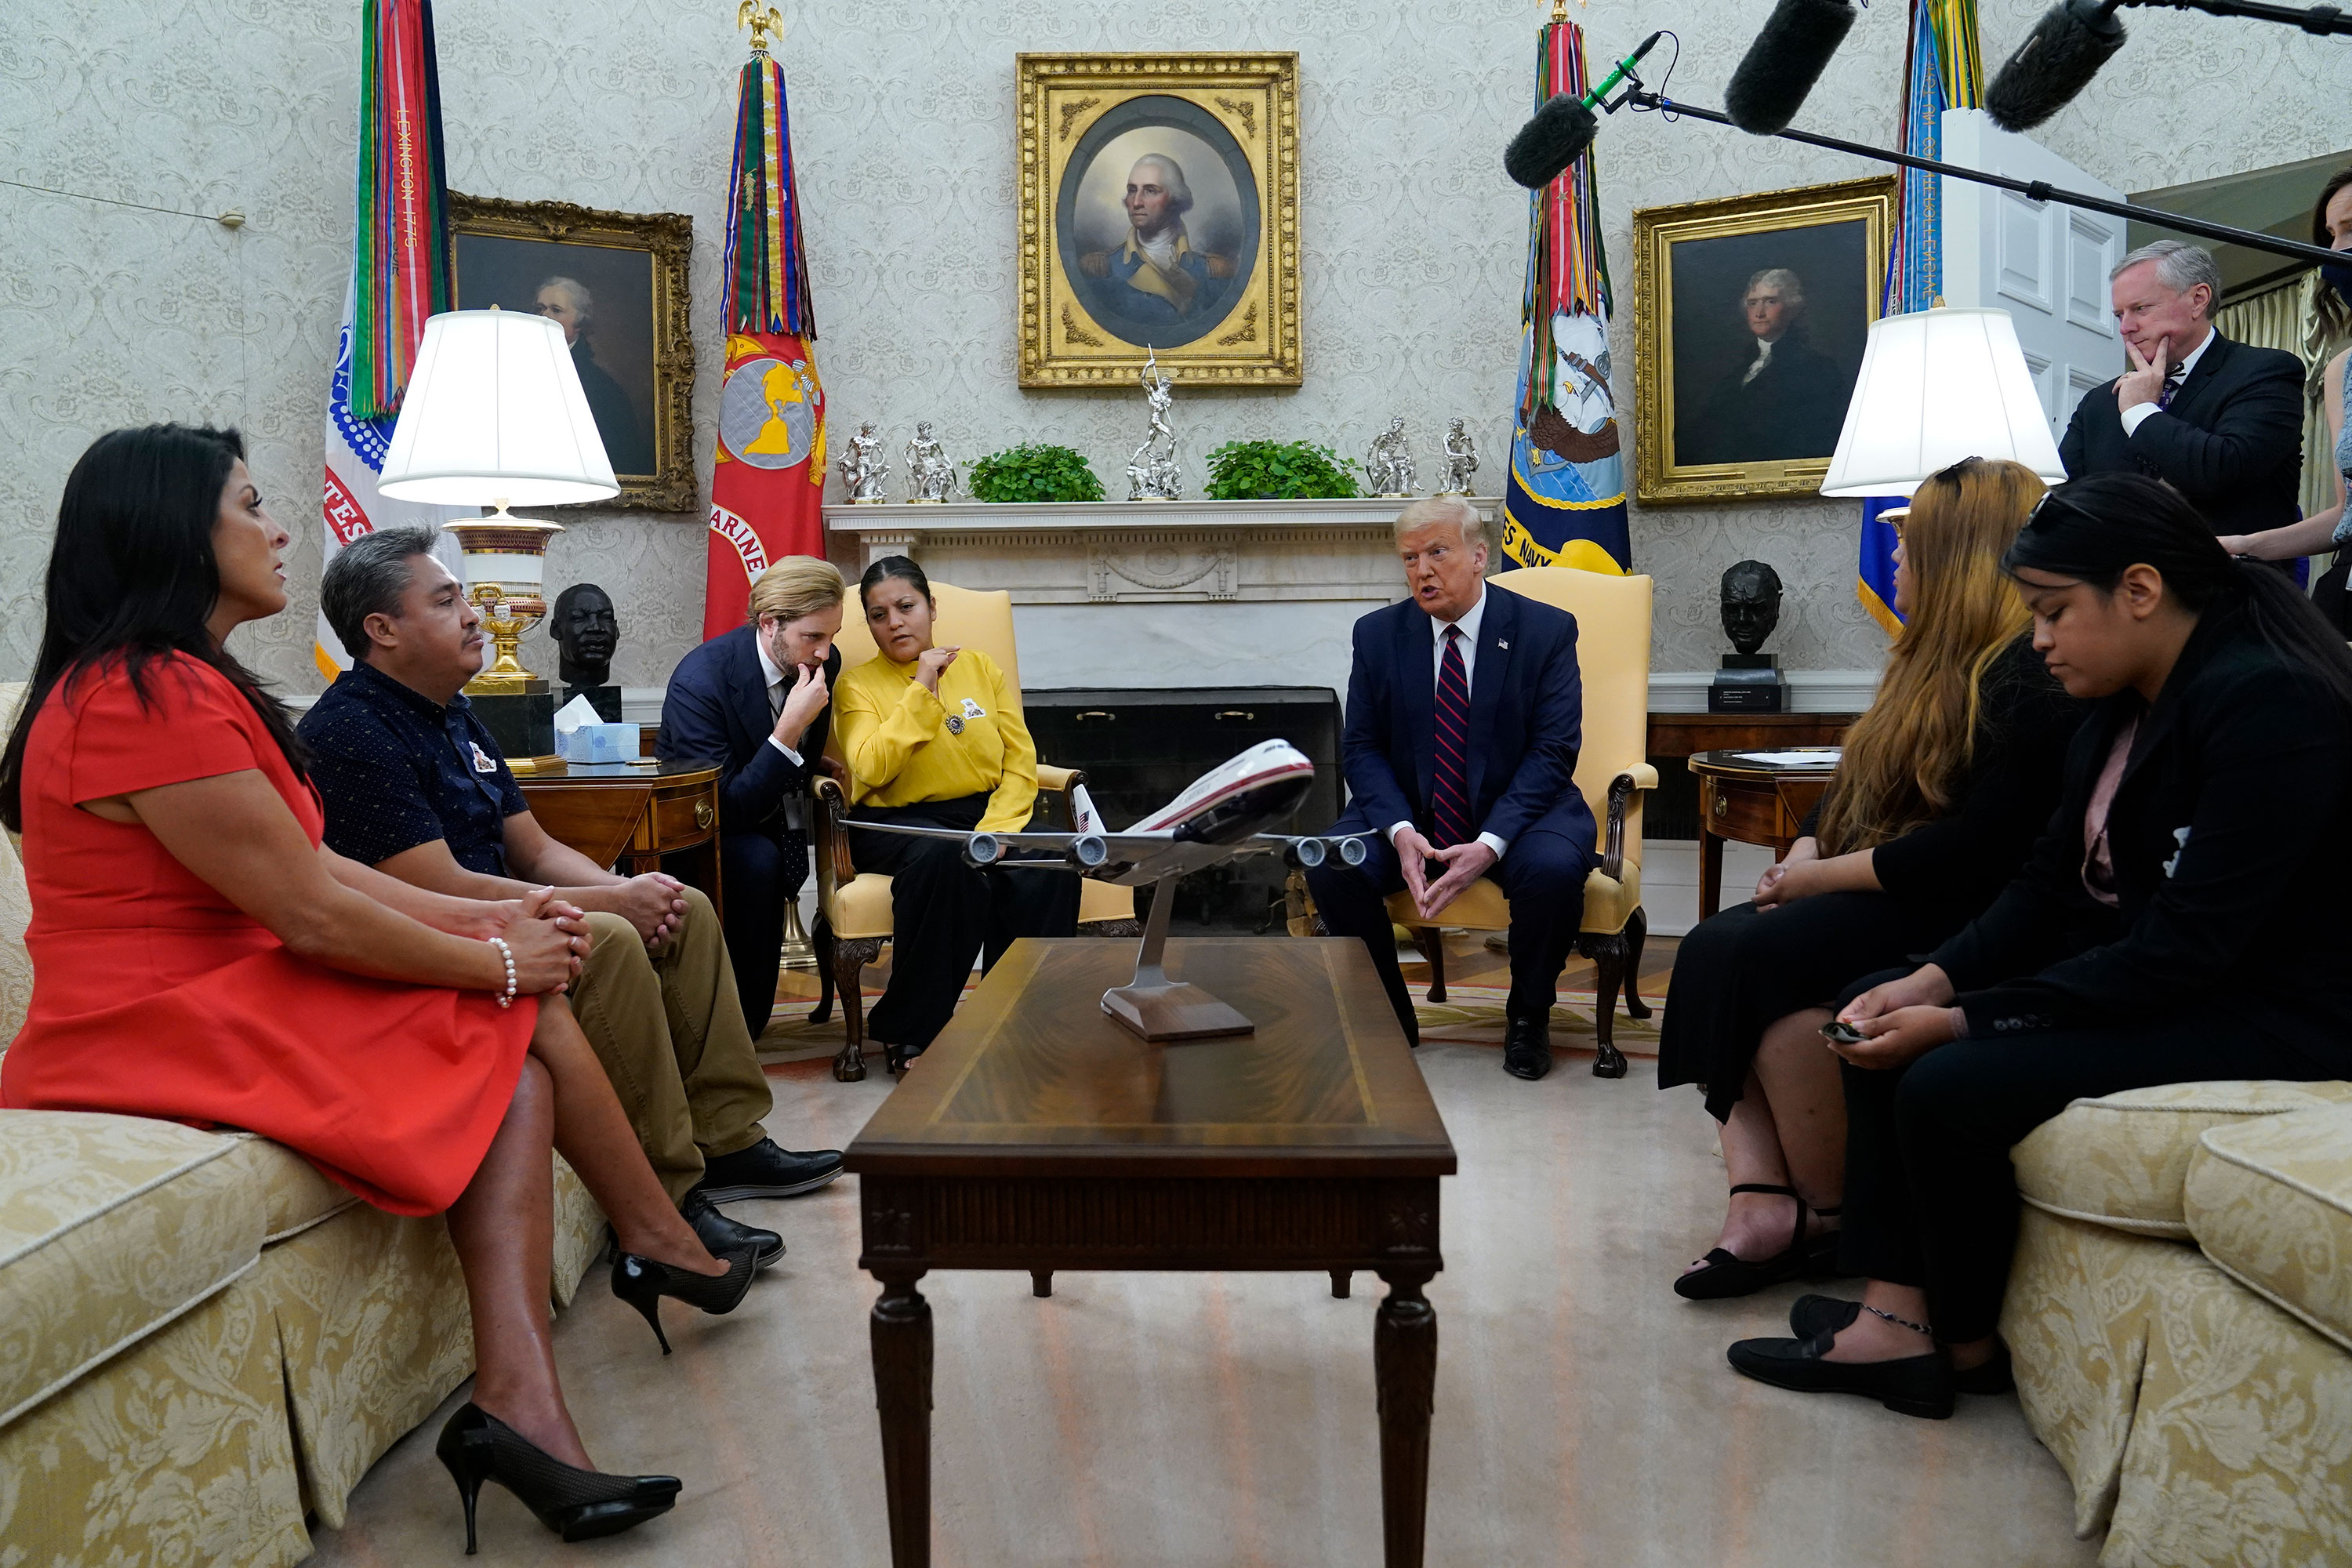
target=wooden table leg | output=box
[1374,1265,1439,1568]
[870,1269,932,1567]
[1697,826,1725,921]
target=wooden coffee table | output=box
[843,936,1458,1567]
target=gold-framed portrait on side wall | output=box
[1018,53,1300,387]
[1632,176,1895,504]
[448,194,696,511]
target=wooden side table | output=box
[1688,748,1840,920]
[844,937,1456,1567]
[516,759,725,920]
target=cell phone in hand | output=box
[1820,1020,1867,1046]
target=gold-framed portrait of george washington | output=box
[448,193,696,511]
[1017,53,1300,387]
[1632,176,1895,504]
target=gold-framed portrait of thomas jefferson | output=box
[1632,176,1895,504]
[1018,53,1299,387]
[448,193,696,511]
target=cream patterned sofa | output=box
[2004,1080,2352,1566]
[0,681,605,1565]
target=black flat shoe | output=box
[688,1138,844,1203]
[1675,1185,1838,1301]
[681,1192,783,1271]
[1502,1015,1552,1080]
[609,1243,758,1356]
[1727,1328,1955,1419]
[434,1403,679,1554]
[1790,1293,1863,1339]
[1954,1341,2015,1396]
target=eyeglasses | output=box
[1928,456,1986,488]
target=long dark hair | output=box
[858,554,931,608]
[2002,472,2352,714]
[1,424,307,832]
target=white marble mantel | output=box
[824,496,1878,708]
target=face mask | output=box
[2325,255,2352,306]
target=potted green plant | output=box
[967,441,1106,503]
[1202,439,1361,500]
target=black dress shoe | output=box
[1727,1328,1955,1419]
[1790,1293,1864,1339]
[1675,1185,1835,1301]
[1502,1015,1552,1080]
[682,1191,783,1271]
[1953,1341,2015,1396]
[435,1403,678,1554]
[688,1138,844,1203]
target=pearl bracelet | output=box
[485,936,517,1009]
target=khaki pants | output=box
[569,886,772,1203]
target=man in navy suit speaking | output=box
[657,558,846,1039]
[1305,498,1595,1080]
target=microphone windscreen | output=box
[1724,0,1858,136]
[1505,93,1599,191]
[1986,0,2127,132]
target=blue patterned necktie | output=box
[1431,626,1472,848]
[2157,365,2186,410]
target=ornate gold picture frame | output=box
[1017,53,1300,388]
[448,194,696,511]
[1632,176,1895,504]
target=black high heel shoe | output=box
[609,1243,758,1356]
[1674,1185,1840,1301]
[434,1403,679,1553]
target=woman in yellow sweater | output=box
[834,557,1079,1069]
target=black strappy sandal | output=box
[1674,1183,1838,1301]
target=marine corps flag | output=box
[702,33,824,640]
[316,0,457,677]
[1500,11,1630,575]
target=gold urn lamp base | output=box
[446,508,563,696]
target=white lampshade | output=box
[378,309,619,506]
[1819,307,2066,499]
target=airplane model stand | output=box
[1101,877,1256,1042]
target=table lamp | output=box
[379,308,619,698]
[1820,306,2067,498]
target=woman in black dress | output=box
[1730,473,2352,1418]
[1659,459,2083,1299]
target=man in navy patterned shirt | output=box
[299,528,840,1267]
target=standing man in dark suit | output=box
[1305,497,1595,1080]
[658,558,845,1037]
[2057,240,2303,537]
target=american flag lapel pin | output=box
[1496,638,1509,650]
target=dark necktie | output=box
[1432,625,1472,848]
[2157,366,2186,410]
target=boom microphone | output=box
[1986,0,2128,130]
[1505,29,1668,190]
[1725,0,1859,135]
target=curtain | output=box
[2218,271,2347,524]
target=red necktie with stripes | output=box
[1432,625,1472,847]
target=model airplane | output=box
[848,740,1370,1042]
[847,739,1370,887]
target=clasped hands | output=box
[1393,825,1497,922]
[1825,963,1959,1069]
[480,887,591,995]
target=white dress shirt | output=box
[1388,587,1512,861]
[755,633,804,765]
[2118,325,2213,438]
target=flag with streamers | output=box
[1859,0,1984,632]
[702,42,824,640]
[316,0,456,678]
[1500,13,1630,576]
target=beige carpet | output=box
[303,1040,2099,1567]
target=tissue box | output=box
[558,722,638,764]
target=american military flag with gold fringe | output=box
[1859,0,1985,632]
[1501,10,1630,577]
[315,0,456,677]
[703,32,826,640]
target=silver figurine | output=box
[1436,419,1479,495]
[1365,416,1416,498]
[904,422,957,504]
[839,420,889,504]
[1126,349,1181,502]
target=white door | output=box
[1940,107,2125,439]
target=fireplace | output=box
[1024,686,1344,933]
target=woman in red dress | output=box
[0,425,750,1552]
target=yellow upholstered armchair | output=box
[1380,568,1657,1078]
[808,580,1137,1082]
